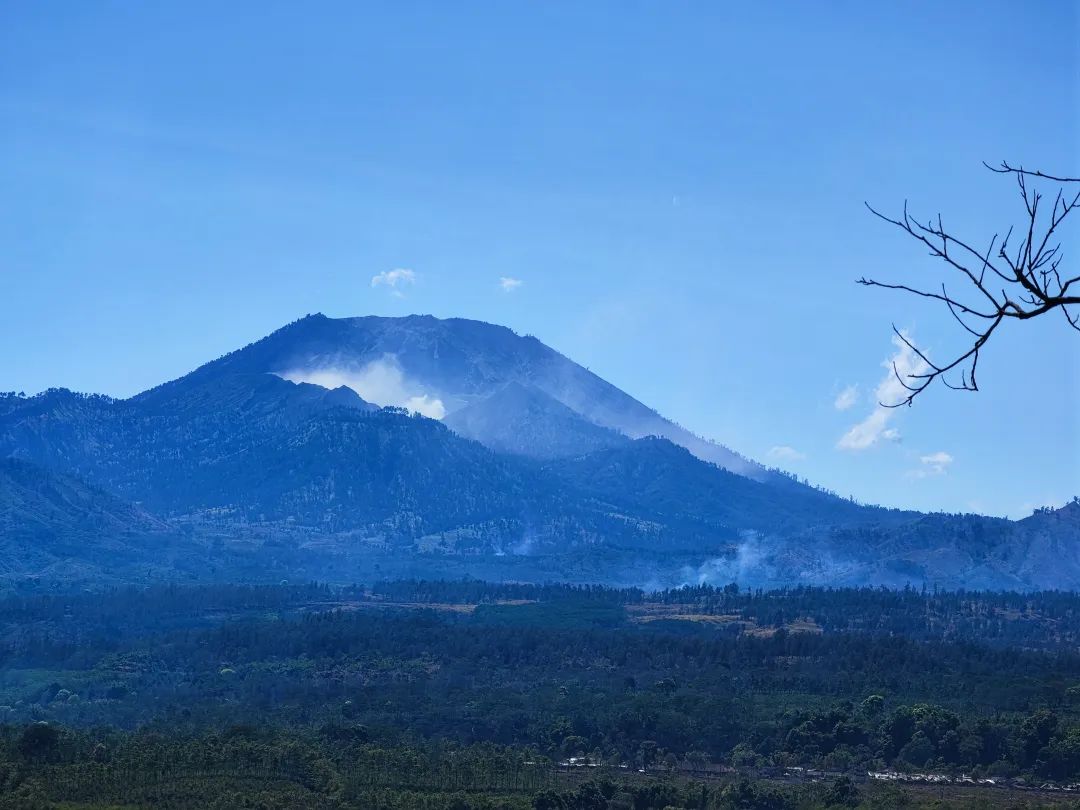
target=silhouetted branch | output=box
[985,161,1080,184]
[860,162,1080,405]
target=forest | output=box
[2,581,1080,807]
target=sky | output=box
[1,1,1078,517]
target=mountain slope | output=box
[0,458,180,581]
[547,437,914,535]
[443,382,628,459]
[0,457,165,538]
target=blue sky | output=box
[1,1,1077,517]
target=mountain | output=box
[147,313,764,476]
[1,313,1077,592]
[0,312,878,554]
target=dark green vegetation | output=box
[4,313,1080,592]
[4,581,1080,807]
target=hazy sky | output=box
[1,1,1077,517]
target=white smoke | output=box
[511,530,537,556]
[278,355,447,419]
[684,531,769,586]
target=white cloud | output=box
[907,451,954,478]
[834,384,858,411]
[499,276,523,292]
[837,331,929,451]
[278,355,446,419]
[838,409,895,451]
[371,268,417,297]
[920,451,953,468]
[768,445,806,463]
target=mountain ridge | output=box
[1,314,1077,592]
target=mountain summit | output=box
[145,314,764,476]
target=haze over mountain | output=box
[1,313,1078,591]
[443,381,629,459]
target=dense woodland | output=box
[2,581,1080,806]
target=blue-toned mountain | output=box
[1,314,1076,591]
[148,313,764,474]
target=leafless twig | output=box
[861,163,1080,406]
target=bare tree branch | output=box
[861,162,1080,405]
[985,161,1080,183]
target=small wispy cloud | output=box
[838,331,929,451]
[768,445,806,463]
[907,451,954,479]
[834,384,858,411]
[499,276,523,292]
[371,268,417,297]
